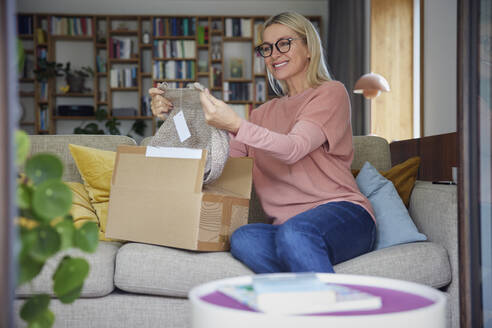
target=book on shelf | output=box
[18,15,33,35]
[153,40,196,58]
[110,67,138,88]
[254,52,265,74]
[223,82,252,102]
[225,18,252,38]
[50,17,92,36]
[153,60,195,80]
[229,58,244,78]
[218,273,382,315]
[255,80,266,103]
[110,37,133,59]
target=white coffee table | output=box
[189,273,447,328]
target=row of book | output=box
[50,17,93,36]
[153,40,196,59]
[230,104,253,120]
[254,52,265,74]
[153,17,196,37]
[152,60,196,80]
[109,38,134,59]
[255,80,266,103]
[18,15,33,35]
[39,106,49,131]
[110,67,138,88]
[96,55,107,73]
[39,82,48,101]
[225,18,252,38]
[197,26,209,45]
[223,82,252,102]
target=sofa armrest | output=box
[408,180,459,327]
[409,181,457,254]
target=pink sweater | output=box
[230,81,375,225]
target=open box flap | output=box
[112,145,206,193]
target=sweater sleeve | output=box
[234,119,326,165]
[229,132,248,157]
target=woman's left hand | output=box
[199,88,242,133]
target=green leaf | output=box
[20,294,50,321]
[32,180,72,222]
[95,108,108,121]
[18,253,44,286]
[25,154,63,185]
[15,130,30,166]
[29,225,61,262]
[74,222,99,253]
[17,184,32,210]
[55,219,75,250]
[57,284,83,304]
[53,257,89,302]
[26,309,54,328]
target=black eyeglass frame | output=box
[255,37,306,58]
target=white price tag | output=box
[173,110,191,143]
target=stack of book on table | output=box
[218,273,382,315]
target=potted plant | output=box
[33,60,94,93]
[15,130,99,327]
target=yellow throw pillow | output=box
[66,181,99,228]
[352,157,421,207]
[68,144,120,242]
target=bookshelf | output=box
[17,13,321,136]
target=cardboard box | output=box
[105,145,253,251]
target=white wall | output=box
[423,0,457,136]
[17,0,329,38]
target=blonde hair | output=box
[263,12,331,96]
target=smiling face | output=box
[262,23,311,94]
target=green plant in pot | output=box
[15,130,99,328]
[61,62,94,94]
[33,60,94,93]
[74,107,148,137]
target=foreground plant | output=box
[15,131,99,328]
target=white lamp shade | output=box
[353,73,390,99]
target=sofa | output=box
[15,134,459,328]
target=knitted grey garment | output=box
[149,82,230,184]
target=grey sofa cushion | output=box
[28,135,136,183]
[115,241,450,298]
[15,291,189,328]
[334,241,451,288]
[17,241,121,298]
[114,243,253,297]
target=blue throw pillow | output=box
[356,161,427,250]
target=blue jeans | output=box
[230,201,376,273]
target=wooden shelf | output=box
[153,57,196,61]
[225,78,252,83]
[109,29,138,35]
[20,121,35,125]
[19,34,33,39]
[211,30,222,35]
[111,116,153,120]
[197,72,209,76]
[19,78,35,82]
[197,44,209,48]
[51,35,93,41]
[154,36,196,40]
[96,43,107,48]
[54,116,98,120]
[19,92,35,97]
[140,43,152,48]
[227,100,253,104]
[110,87,139,91]
[24,49,35,54]
[55,93,94,97]
[223,37,253,42]
[153,79,196,83]
[97,72,107,76]
[109,58,139,63]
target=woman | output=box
[149,12,376,274]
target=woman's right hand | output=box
[148,87,174,120]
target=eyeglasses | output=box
[255,38,305,58]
